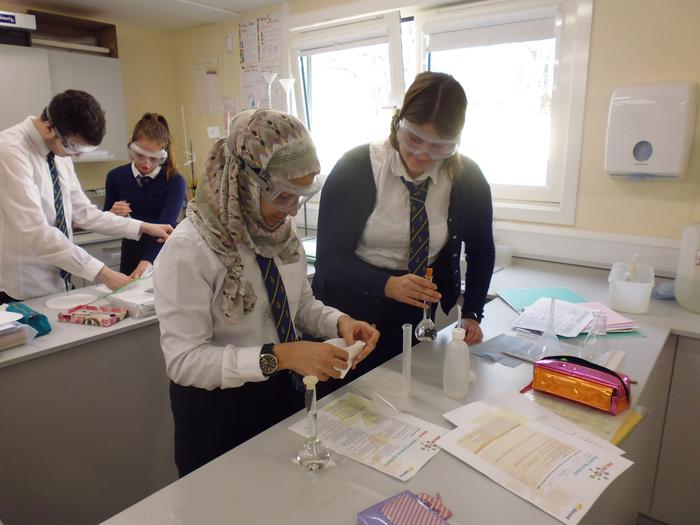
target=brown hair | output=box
[131,113,177,180]
[390,72,467,179]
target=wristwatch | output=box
[462,311,482,322]
[259,343,278,377]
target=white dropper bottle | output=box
[443,327,470,399]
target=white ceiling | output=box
[20,0,280,31]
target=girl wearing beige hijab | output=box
[154,109,379,477]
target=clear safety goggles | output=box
[128,142,168,166]
[243,163,322,213]
[46,107,98,156]
[396,120,460,160]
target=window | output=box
[418,0,592,224]
[287,0,592,226]
[290,12,405,177]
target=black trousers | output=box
[0,291,18,303]
[169,374,304,478]
[315,281,426,399]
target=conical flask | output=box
[580,311,611,364]
[527,297,562,360]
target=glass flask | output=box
[415,268,437,342]
[296,375,330,472]
[580,311,611,364]
[528,297,562,360]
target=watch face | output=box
[260,352,278,375]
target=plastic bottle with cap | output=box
[443,327,470,399]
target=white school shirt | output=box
[153,218,344,391]
[0,117,143,299]
[354,138,451,270]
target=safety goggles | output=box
[396,120,460,160]
[46,107,98,156]
[243,163,322,213]
[128,142,168,166]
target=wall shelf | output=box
[28,10,118,58]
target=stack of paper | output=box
[0,322,28,351]
[440,393,633,525]
[0,310,28,351]
[108,277,155,318]
[512,297,594,337]
[579,302,638,333]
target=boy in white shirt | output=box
[0,89,173,301]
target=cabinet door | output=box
[0,44,52,131]
[46,49,128,163]
[651,336,700,525]
[82,239,122,270]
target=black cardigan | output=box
[312,144,495,319]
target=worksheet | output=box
[513,298,593,337]
[439,395,633,525]
[289,393,447,481]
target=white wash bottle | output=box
[443,327,470,399]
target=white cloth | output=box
[0,117,143,299]
[354,138,451,271]
[153,218,344,390]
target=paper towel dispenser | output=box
[604,82,698,179]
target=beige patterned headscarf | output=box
[186,109,320,321]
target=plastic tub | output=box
[608,262,654,313]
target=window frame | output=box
[288,11,405,134]
[416,0,592,224]
[287,11,405,230]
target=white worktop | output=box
[101,279,671,525]
[489,259,700,340]
[0,285,156,370]
[3,258,697,372]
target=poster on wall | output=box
[239,19,259,65]
[195,58,220,115]
[239,13,283,111]
[259,13,281,62]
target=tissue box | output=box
[358,491,450,525]
[58,305,127,327]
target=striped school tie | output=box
[47,153,72,291]
[401,176,430,276]
[255,254,304,390]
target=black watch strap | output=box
[462,311,482,322]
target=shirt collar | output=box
[25,116,51,158]
[131,162,160,179]
[387,139,442,185]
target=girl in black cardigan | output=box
[313,72,495,386]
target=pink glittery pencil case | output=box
[533,356,631,415]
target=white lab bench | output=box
[0,259,697,525]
